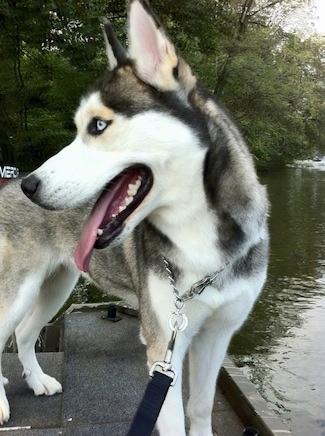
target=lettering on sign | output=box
[0,166,20,178]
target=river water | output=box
[229,166,325,435]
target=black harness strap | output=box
[128,371,173,436]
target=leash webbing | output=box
[127,370,173,436]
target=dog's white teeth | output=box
[127,185,137,196]
[125,196,133,206]
[110,176,142,219]
[97,228,104,236]
[127,176,142,196]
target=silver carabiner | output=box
[149,361,178,386]
[168,311,188,332]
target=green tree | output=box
[0,0,324,170]
[0,0,124,170]
[208,0,325,167]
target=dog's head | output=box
[21,0,209,272]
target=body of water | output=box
[230,167,325,435]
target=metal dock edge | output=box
[219,357,292,436]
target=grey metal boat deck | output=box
[2,304,292,435]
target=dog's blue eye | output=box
[88,118,112,136]
[97,119,107,131]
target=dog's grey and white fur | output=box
[1,1,269,434]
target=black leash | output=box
[127,370,174,436]
[128,328,178,435]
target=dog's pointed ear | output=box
[103,21,128,70]
[128,0,196,94]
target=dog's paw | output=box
[23,370,62,396]
[2,377,9,386]
[0,396,10,425]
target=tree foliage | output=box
[0,0,324,170]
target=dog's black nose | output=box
[21,174,41,198]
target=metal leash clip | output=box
[149,310,188,386]
[149,329,178,386]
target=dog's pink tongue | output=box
[74,190,114,273]
[74,169,142,273]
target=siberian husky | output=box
[1,0,269,434]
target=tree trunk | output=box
[214,0,255,97]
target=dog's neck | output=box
[148,170,223,277]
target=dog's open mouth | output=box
[74,165,153,272]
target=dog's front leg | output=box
[0,358,10,425]
[187,320,233,436]
[15,266,79,396]
[187,293,256,436]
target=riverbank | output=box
[286,159,325,169]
